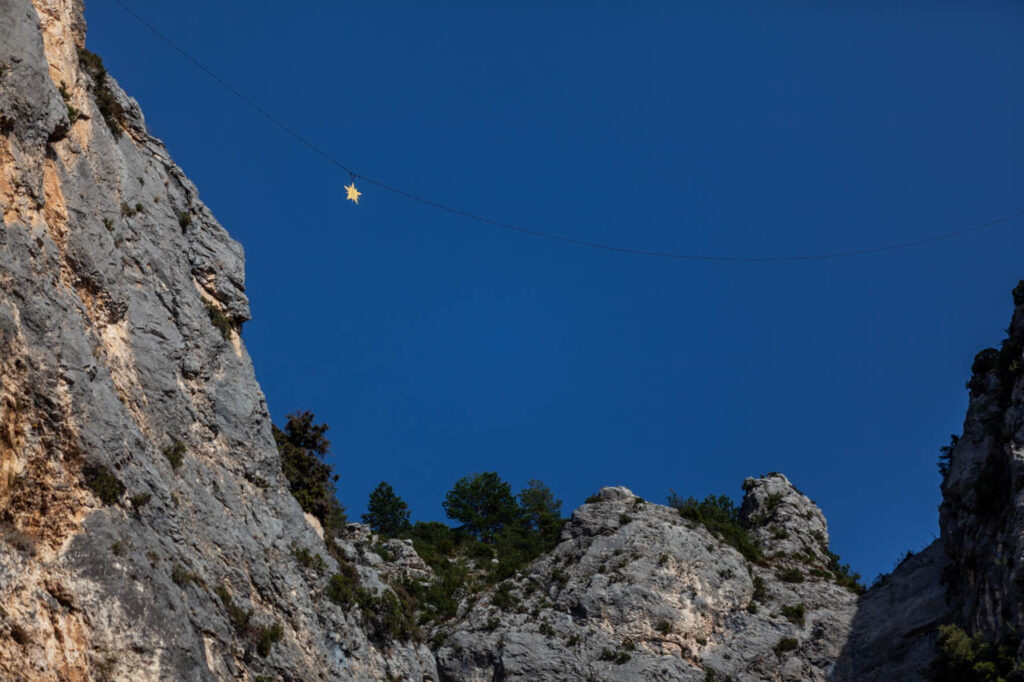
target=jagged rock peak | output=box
[436,477,857,681]
[741,472,832,567]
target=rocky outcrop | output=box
[0,1,435,679]
[835,286,1024,680]
[434,477,859,681]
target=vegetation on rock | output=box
[667,492,761,562]
[274,411,347,540]
[363,481,411,537]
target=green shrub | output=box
[781,603,805,625]
[667,492,761,562]
[326,562,363,609]
[655,620,672,635]
[751,575,768,601]
[326,561,415,642]
[215,584,252,636]
[171,564,195,587]
[825,551,865,593]
[928,624,1020,682]
[774,637,799,657]
[102,217,114,231]
[538,622,555,637]
[130,493,151,510]
[163,441,185,470]
[82,463,125,505]
[584,493,602,504]
[205,301,233,340]
[77,47,124,138]
[776,567,804,583]
[492,581,518,611]
[178,212,192,231]
[255,623,284,657]
[289,543,327,574]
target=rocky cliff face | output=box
[0,1,435,679]
[833,289,1024,681]
[433,476,859,681]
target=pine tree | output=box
[362,482,411,537]
[273,411,347,539]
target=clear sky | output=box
[83,1,1024,583]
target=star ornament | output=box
[345,182,362,205]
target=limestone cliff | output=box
[430,476,859,681]
[833,287,1024,680]
[0,1,435,679]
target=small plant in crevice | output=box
[58,82,79,123]
[130,493,151,511]
[205,301,233,340]
[780,603,805,625]
[774,637,799,657]
[163,441,185,471]
[289,543,327,574]
[215,584,284,658]
[775,567,804,584]
[255,623,284,657]
[171,564,196,587]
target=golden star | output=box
[345,182,361,204]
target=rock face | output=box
[0,1,435,679]
[435,477,859,681]
[834,289,1024,680]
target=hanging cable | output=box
[110,0,1024,262]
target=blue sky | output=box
[84,1,1023,582]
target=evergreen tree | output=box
[362,482,411,537]
[273,411,347,539]
[518,479,564,547]
[442,472,519,543]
